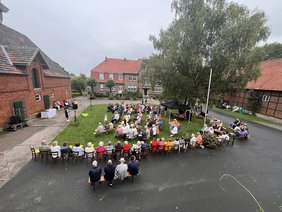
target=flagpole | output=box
[204,68,212,128]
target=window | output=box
[154,86,162,93]
[109,74,114,80]
[31,68,40,89]
[35,94,41,102]
[50,91,55,99]
[118,86,123,94]
[119,74,123,81]
[111,86,116,92]
[99,73,104,80]
[128,86,137,92]
[100,84,104,91]
[129,75,137,81]
[262,95,270,102]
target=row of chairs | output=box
[30,144,186,163]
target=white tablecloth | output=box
[41,109,57,119]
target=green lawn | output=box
[212,107,276,124]
[53,104,204,146]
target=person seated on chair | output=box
[131,141,141,154]
[170,125,178,137]
[115,158,128,180]
[141,141,150,151]
[50,141,61,158]
[159,138,165,149]
[195,132,204,148]
[112,111,120,123]
[88,160,102,185]
[39,140,50,152]
[190,134,197,148]
[122,141,131,152]
[115,141,123,152]
[173,137,180,146]
[127,124,135,140]
[85,142,95,155]
[150,137,159,150]
[128,155,140,176]
[164,138,173,151]
[104,160,116,186]
[239,127,249,139]
[106,141,114,155]
[72,142,84,156]
[217,132,230,142]
[61,142,72,154]
[95,122,105,134]
[96,141,106,156]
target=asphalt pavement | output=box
[0,108,282,211]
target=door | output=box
[13,101,25,121]
[43,95,50,110]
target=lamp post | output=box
[203,68,212,128]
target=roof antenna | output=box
[0,0,9,24]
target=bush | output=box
[72,93,82,98]
[203,134,223,149]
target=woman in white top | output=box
[50,141,61,158]
[85,142,95,154]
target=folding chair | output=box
[85,151,95,163]
[30,147,40,160]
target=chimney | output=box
[105,56,108,61]
[0,1,9,24]
[124,57,126,61]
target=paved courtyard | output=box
[0,105,282,211]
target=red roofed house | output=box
[224,58,282,119]
[90,57,162,97]
[0,3,71,129]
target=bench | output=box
[88,172,140,191]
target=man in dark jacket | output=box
[88,160,101,185]
[104,160,116,186]
[128,155,139,176]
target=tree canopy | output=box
[87,78,97,95]
[71,74,87,95]
[142,0,270,103]
[253,42,282,61]
[106,80,115,93]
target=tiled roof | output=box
[0,47,21,74]
[91,58,142,75]
[0,24,69,78]
[247,58,282,91]
[5,45,38,65]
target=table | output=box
[41,109,57,119]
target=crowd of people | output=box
[88,155,140,187]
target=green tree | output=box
[106,80,115,94]
[143,0,270,104]
[253,42,282,61]
[71,74,87,95]
[87,78,97,95]
[247,90,262,115]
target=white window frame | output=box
[111,86,116,92]
[262,95,270,102]
[129,75,137,81]
[100,84,104,91]
[119,74,123,81]
[154,86,162,93]
[99,73,104,80]
[35,94,41,102]
[109,73,114,80]
[128,85,137,92]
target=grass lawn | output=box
[212,106,276,124]
[53,104,204,147]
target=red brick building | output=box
[0,4,71,129]
[224,58,282,119]
[90,57,162,97]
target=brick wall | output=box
[0,63,71,128]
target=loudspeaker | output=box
[73,104,78,110]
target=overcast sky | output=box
[3,0,282,76]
